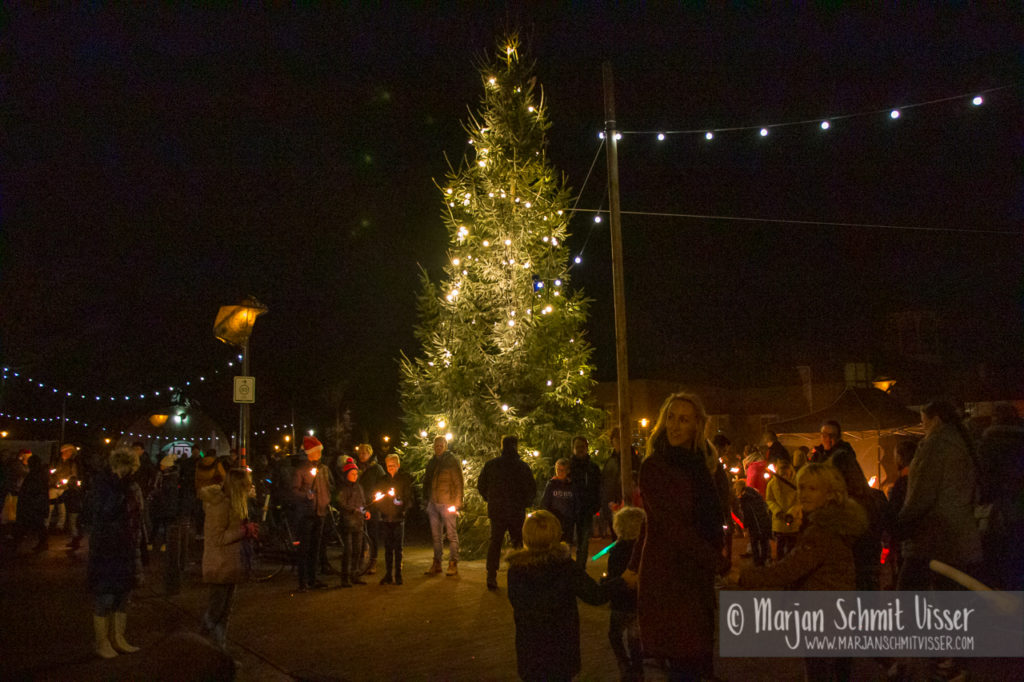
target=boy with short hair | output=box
[372,454,416,585]
[540,458,576,544]
[506,510,612,682]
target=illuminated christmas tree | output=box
[399,36,603,549]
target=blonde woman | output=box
[199,468,255,650]
[623,392,725,681]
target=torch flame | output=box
[388,488,395,496]
[310,467,317,478]
[868,476,878,488]
[374,492,385,501]
[447,505,457,513]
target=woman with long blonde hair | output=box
[199,468,255,650]
[624,392,726,681]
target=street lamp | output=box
[214,296,268,468]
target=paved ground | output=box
[1,527,1021,681]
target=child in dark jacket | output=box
[602,506,645,682]
[540,458,576,543]
[371,453,417,585]
[334,457,369,587]
[507,510,612,682]
[734,479,772,566]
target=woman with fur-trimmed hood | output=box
[739,463,867,681]
[506,510,611,682]
[740,462,867,591]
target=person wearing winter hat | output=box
[334,457,370,587]
[149,454,180,552]
[290,436,332,591]
[50,444,85,549]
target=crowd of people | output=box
[0,392,1021,681]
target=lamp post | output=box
[213,296,268,468]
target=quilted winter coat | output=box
[200,485,246,584]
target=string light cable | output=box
[565,139,607,267]
[615,84,1019,139]
[571,207,1019,235]
[0,410,296,439]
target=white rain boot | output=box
[111,611,140,653]
[93,615,118,659]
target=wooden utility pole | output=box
[603,62,633,500]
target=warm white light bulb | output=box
[820,121,830,130]
[760,128,769,137]
[452,257,460,265]
[598,131,605,139]
[504,239,511,245]
[972,96,983,106]
[574,256,581,264]
[890,109,900,119]
[501,404,509,412]
[508,320,515,327]
[705,131,714,140]
[594,215,601,223]
[657,133,665,141]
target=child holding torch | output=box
[372,454,416,584]
[334,457,370,587]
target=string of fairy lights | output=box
[0,408,296,440]
[598,85,1012,141]
[570,83,1021,254]
[0,362,300,440]
[1,358,245,403]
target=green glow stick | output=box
[590,540,617,562]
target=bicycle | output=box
[247,491,298,582]
[247,492,375,582]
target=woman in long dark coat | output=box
[625,392,725,681]
[87,448,144,659]
[15,453,49,553]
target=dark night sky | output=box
[3,5,1022,444]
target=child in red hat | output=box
[334,457,370,587]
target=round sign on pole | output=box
[233,376,255,404]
